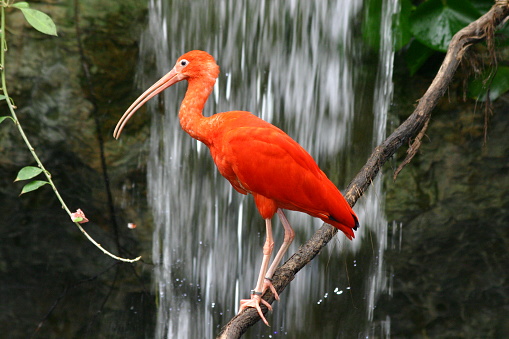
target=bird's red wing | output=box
[207,112,357,237]
[222,124,337,217]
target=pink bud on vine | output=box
[71,209,89,224]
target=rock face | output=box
[383,79,509,337]
[0,2,155,338]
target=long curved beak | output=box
[113,67,183,139]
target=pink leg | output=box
[239,218,274,326]
[262,209,295,299]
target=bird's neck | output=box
[179,77,215,143]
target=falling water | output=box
[138,0,398,337]
[361,1,399,337]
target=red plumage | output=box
[114,50,359,325]
[205,111,358,239]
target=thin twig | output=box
[0,3,140,263]
[393,116,430,180]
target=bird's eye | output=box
[180,59,189,67]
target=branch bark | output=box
[217,2,509,338]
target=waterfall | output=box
[137,0,398,337]
[361,1,399,337]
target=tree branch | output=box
[217,2,509,338]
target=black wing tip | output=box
[353,214,360,231]
[328,213,359,231]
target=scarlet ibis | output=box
[114,50,359,326]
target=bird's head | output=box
[113,50,220,139]
[176,50,220,82]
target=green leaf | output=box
[0,94,6,100]
[468,66,509,102]
[405,39,435,75]
[14,166,44,182]
[0,116,14,125]
[469,0,494,14]
[11,2,30,9]
[20,180,49,195]
[17,7,58,36]
[410,0,481,52]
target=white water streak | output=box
[138,0,397,337]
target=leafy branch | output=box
[366,0,509,101]
[0,1,140,263]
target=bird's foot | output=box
[263,277,279,300]
[239,291,272,326]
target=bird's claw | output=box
[263,277,279,300]
[239,293,272,326]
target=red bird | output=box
[114,50,359,325]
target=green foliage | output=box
[404,39,434,75]
[14,166,49,195]
[1,2,57,197]
[10,1,29,8]
[0,115,14,124]
[468,66,509,101]
[14,166,44,181]
[364,0,487,71]
[11,1,57,36]
[362,0,413,51]
[378,0,509,100]
[409,0,480,52]
[19,180,50,196]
